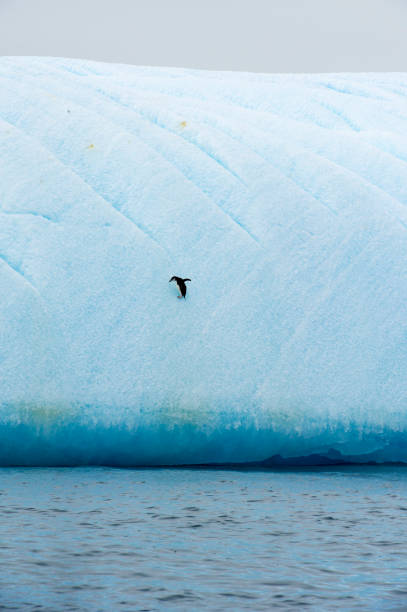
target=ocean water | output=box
[1,467,406,611]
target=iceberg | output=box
[0,57,407,466]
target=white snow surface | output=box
[0,57,407,465]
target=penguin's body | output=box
[169,276,191,299]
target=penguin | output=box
[169,276,191,299]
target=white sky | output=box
[0,0,406,73]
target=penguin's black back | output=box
[170,276,191,298]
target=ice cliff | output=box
[0,57,406,465]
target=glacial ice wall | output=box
[0,57,407,465]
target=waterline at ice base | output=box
[1,57,407,466]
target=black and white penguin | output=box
[169,276,191,299]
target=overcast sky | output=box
[0,0,406,73]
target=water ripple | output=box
[0,466,407,610]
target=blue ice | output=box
[0,57,406,465]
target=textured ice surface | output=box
[0,57,406,465]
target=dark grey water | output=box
[0,467,407,611]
